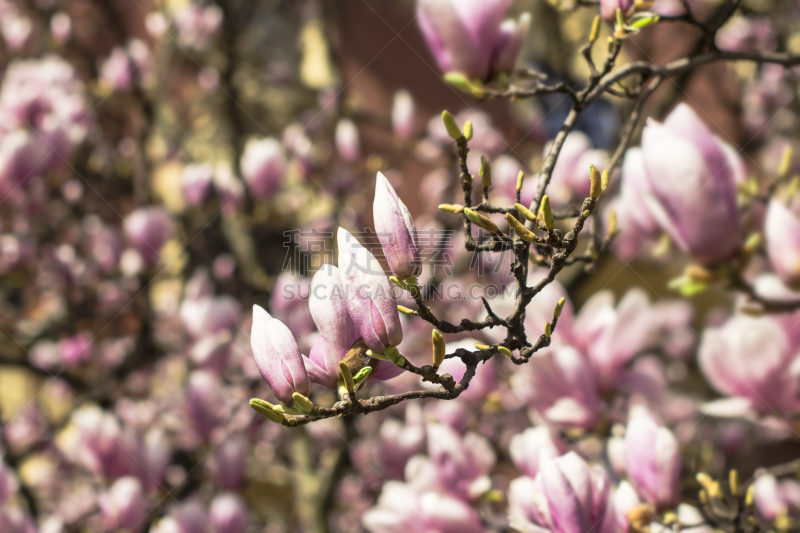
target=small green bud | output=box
[439,203,464,214]
[398,305,416,316]
[464,208,502,235]
[582,209,591,218]
[538,195,554,231]
[444,72,473,94]
[743,232,761,253]
[441,110,462,140]
[589,14,601,43]
[432,330,445,368]
[730,469,739,497]
[516,171,524,192]
[292,392,314,414]
[497,346,513,358]
[338,361,355,395]
[601,168,609,193]
[353,366,372,386]
[474,343,492,351]
[463,121,473,141]
[615,7,625,30]
[607,209,617,236]
[389,276,408,290]
[514,202,537,222]
[383,346,406,366]
[554,297,566,318]
[250,398,285,424]
[779,145,794,179]
[480,156,492,189]
[590,164,602,199]
[544,321,551,338]
[505,213,538,242]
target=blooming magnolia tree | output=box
[0,0,799,532]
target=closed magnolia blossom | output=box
[337,228,403,353]
[210,492,248,533]
[416,0,529,80]
[392,90,415,139]
[306,263,403,389]
[509,426,568,478]
[640,104,743,265]
[765,199,800,287]
[373,172,420,279]
[124,207,174,266]
[362,481,486,533]
[98,477,147,533]
[181,163,213,206]
[610,148,660,261]
[250,304,310,406]
[624,415,681,509]
[698,313,800,418]
[335,118,360,162]
[508,451,615,533]
[600,0,635,23]
[240,137,286,199]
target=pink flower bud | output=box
[416,0,528,80]
[210,492,248,533]
[601,0,635,23]
[207,434,246,490]
[624,415,681,509]
[765,199,800,287]
[100,47,133,91]
[392,90,415,139]
[373,172,421,279]
[337,228,404,354]
[124,207,174,266]
[181,163,213,206]
[240,138,286,199]
[250,304,310,405]
[50,12,71,44]
[186,370,224,439]
[640,104,742,265]
[335,119,360,162]
[99,477,147,533]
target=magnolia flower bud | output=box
[250,304,310,405]
[210,493,247,533]
[505,213,537,241]
[590,164,603,199]
[624,415,681,509]
[441,110,463,140]
[464,208,502,234]
[373,172,421,279]
[439,203,465,214]
[335,118,360,162]
[432,330,445,368]
[641,103,742,265]
[392,89,415,139]
[337,228,404,353]
[480,156,492,189]
[514,202,537,222]
[124,207,174,267]
[240,138,286,199]
[538,195,554,231]
[249,398,284,424]
[98,477,146,533]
